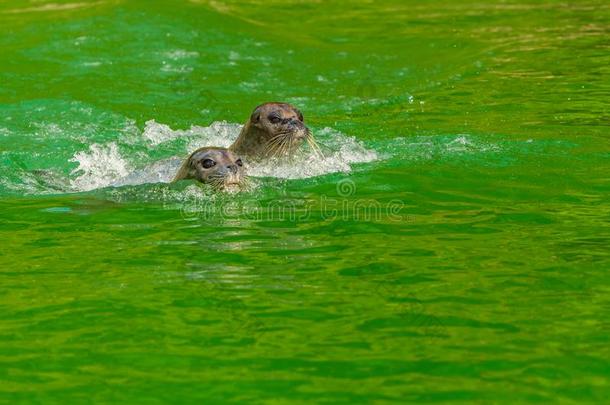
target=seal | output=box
[229,102,322,160]
[173,147,245,191]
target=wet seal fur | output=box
[229,102,322,161]
[173,147,245,191]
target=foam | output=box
[69,143,131,191]
[69,120,378,192]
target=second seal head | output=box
[173,147,245,192]
[229,102,316,160]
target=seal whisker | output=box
[281,136,292,157]
[274,142,288,158]
[266,137,286,158]
[271,141,285,159]
[286,135,295,160]
[306,134,324,159]
[267,132,289,143]
[309,135,323,154]
[271,134,292,158]
[269,134,288,146]
[267,132,288,146]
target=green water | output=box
[1,0,610,402]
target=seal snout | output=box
[225,164,239,174]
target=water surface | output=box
[1,0,609,402]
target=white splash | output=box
[112,157,183,187]
[69,121,377,192]
[248,127,377,179]
[142,119,239,147]
[70,143,131,191]
[446,135,500,153]
[164,49,199,60]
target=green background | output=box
[1,0,609,402]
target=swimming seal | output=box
[173,147,245,191]
[229,102,322,160]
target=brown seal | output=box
[173,147,245,191]
[229,102,322,160]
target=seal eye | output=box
[268,115,281,124]
[236,159,243,167]
[201,159,215,169]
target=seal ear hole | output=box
[236,159,243,167]
[296,110,304,122]
[251,111,261,123]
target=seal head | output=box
[173,147,245,191]
[230,102,319,160]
